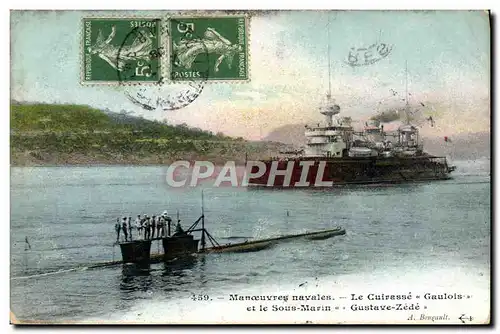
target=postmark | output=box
[82,18,162,84]
[168,16,249,81]
[345,42,393,67]
[123,19,209,111]
[125,80,205,111]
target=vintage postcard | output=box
[10,10,491,325]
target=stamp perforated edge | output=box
[79,15,163,86]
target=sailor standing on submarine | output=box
[122,217,128,242]
[114,218,121,243]
[151,215,156,239]
[127,216,133,240]
[135,214,142,239]
[157,214,163,238]
[144,215,151,239]
[162,210,171,237]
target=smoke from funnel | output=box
[370,108,402,123]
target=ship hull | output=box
[248,156,454,187]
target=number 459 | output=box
[135,60,151,77]
[191,294,210,301]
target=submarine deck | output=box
[89,227,346,268]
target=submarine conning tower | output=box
[118,216,203,265]
[119,240,152,265]
[162,235,199,260]
[119,235,199,264]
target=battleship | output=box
[248,26,455,189]
[248,87,456,187]
[247,104,456,187]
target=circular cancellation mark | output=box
[116,18,209,111]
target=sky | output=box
[11,10,490,139]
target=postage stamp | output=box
[82,18,162,84]
[168,16,249,81]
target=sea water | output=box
[10,158,490,323]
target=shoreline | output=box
[9,151,262,168]
[10,146,490,168]
[10,155,490,168]
[9,162,252,168]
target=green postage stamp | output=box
[82,16,249,83]
[169,16,249,81]
[82,18,162,84]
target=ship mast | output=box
[320,14,339,127]
[404,60,410,125]
[327,16,332,101]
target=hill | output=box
[10,102,285,166]
[264,123,307,147]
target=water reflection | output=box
[198,255,207,287]
[161,255,198,277]
[246,182,426,197]
[155,255,199,293]
[121,263,151,276]
[117,255,204,296]
[120,263,152,294]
